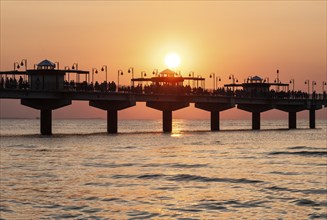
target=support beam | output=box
[89,100,135,134]
[289,112,296,129]
[252,112,260,130]
[163,111,172,132]
[210,111,219,131]
[21,99,71,135]
[40,109,52,135]
[309,109,315,129]
[195,103,234,131]
[107,110,118,133]
[146,101,189,132]
[238,104,273,130]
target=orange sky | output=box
[0,1,326,120]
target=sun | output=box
[164,53,181,69]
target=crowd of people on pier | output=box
[1,76,326,100]
[64,80,117,92]
[1,76,29,90]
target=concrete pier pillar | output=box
[40,109,52,135]
[146,101,189,133]
[237,104,272,130]
[89,100,136,134]
[21,99,71,135]
[210,111,220,131]
[252,112,260,130]
[195,103,234,131]
[163,110,172,132]
[289,112,296,129]
[309,109,315,129]
[107,110,118,133]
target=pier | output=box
[1,59,326,135]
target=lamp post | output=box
[323,81,327,93]
[189,71,194,87]
[54,62,59,70]
[72,63,79,83]
[305,80,310,94]
[128,67,134,87]
[289,79,295,91]
[20,59,27,70]
[71,63,78,70]
[229,74,238,92]
[92,68,98,85]
[229,74,238,84]
[14,62,20,70]
[20,59,27,81]
[101,65,108,83]
[263,77,269,83]
[65,66,70,82]
[312,81,316,93]
[141,71,146,78]
[152,69,158,76]
[274,69,280,91]
[197,75,203,88]
[216,76,221,89]
[276,69,280,83]
[209,73,215,90]
[117,69,123,92]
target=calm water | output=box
[0,119,326,219]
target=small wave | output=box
[127,210,160,219]
[142,163,208,169]
[154,186,179,191]
[102,197,127,203]
[265,185,295,193]
[82,162,138,168]
[34,204,62,209]
[0,205,13,213]
[270,171,299,175]
[111,174,136,179]
[168,163,208,169]
[110,172,263,185]
[84,197,99,201]
[167,174,263,184]
[192,202,227,211]
[84,182,112,187]
[287,146,327,150]
[50,213,82,219]
[81,207,102,214]
[167,207,202,213]
[309,213,327,219]
[138,174,166,179]
[302,189,327,195]
[62,205,87,211]
[266,186,326,195]
[268,151,327,157]
[294,199,319,207]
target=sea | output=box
[0,119,326,219]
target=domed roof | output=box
[159,69,176,77]
[251,76,262,81]
[37,59,55,68]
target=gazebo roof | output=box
[251,76,262,81]
[37,59,55,67]
[159,69,176,77]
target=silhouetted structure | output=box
[1,60,326,135]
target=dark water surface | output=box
[1,119,326,219]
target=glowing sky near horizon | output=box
[0,1,326,119]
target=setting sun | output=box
[164,53,181,69]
